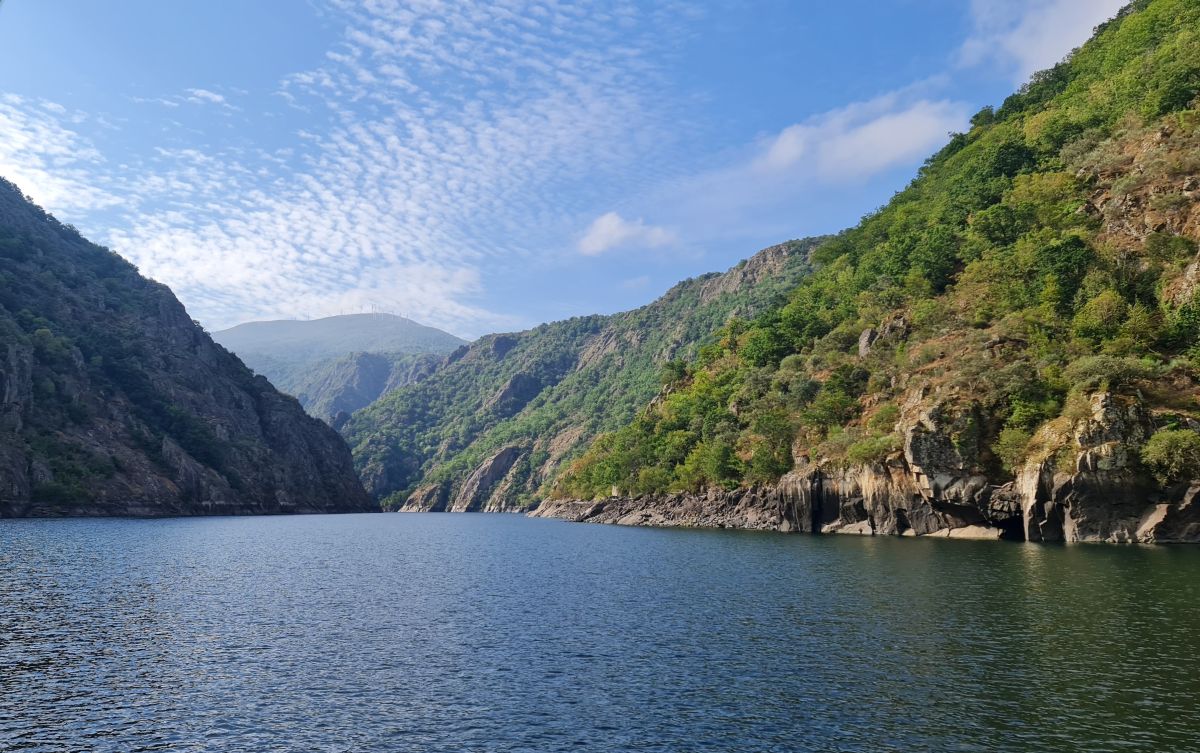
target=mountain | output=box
[0,178,374,516]
[545,0,1200,543]
[214,313,465,365]
[212,313,465,420]
[344,239,819,510]
[289,351,443,424]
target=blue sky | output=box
[0,0,1126,338]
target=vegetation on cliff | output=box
[344,241,819,509]
[556,0,1200,500]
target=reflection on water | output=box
[1,514,1199,752]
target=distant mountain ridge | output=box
[213,313,466,421]
[0,178,373,516]
[214,313,465,364]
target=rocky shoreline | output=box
[530,475,1200,543]
[532,391,1200,544]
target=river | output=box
[2,513,1198,751]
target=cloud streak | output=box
[183,88,237,110]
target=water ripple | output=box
[2,514,1199,752]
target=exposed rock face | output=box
[857,316,910,359]
[484,373,541,417]
[401,483,449,512]
[397,445,530,513]
[0,178,374,517]
[1166,254,1200,308]
[857,329,877,358]
[532,470,1008,541]
[448,446,525,512]
[489,335,519,359]
[532,479,811,532]
[1014,393,1200,543]
[535,391,1199,543]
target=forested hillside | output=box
[286,351,443,424]
[551,0,1200,543]
[345,240,819,510]
[0,179,373,516]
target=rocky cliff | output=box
[0,178,374,516]
[534,391,1200,543]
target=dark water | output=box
[2,514,1199,752]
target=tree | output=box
[1072,290,1128,343]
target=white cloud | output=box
[605,81,973,253]
[579,212,676,256]
[133,88,239,111]
[184,88,232,107]
[131,95,180,108]
[641,1,1110,243]
[960,0,1127,82]
[754,94,969,180]
[0,95,119,212]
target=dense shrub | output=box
[1141,429,1200,484]
[1062,356,1159,391]
[994,428,1034,474]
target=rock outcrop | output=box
[448,446,525,512]
[1013,392,1199,543]
[400,482,449,512]
[484,373,542,417]
[532,480,810,532]
[395,444,536,513]
[535,391,1200,543]
[0,178,374,517]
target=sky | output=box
[0,0,1128,339]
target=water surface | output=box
[2,514,1198,751]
